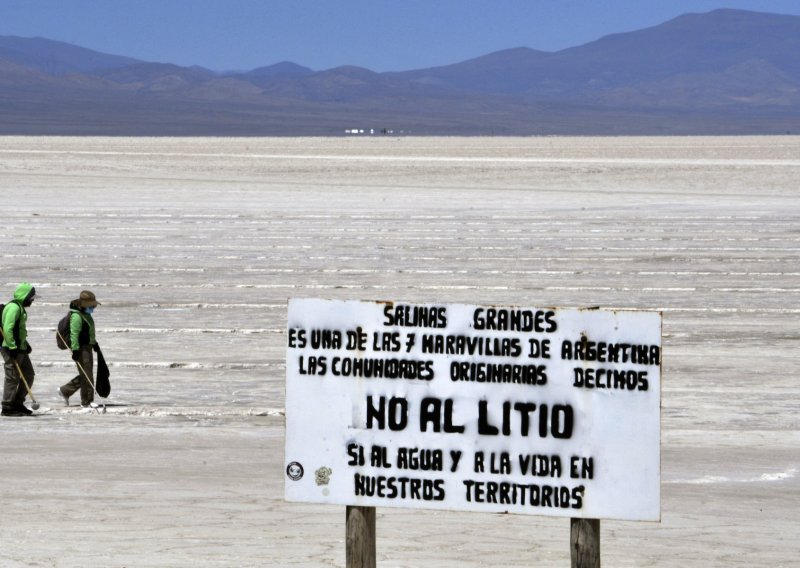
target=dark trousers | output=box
[60,345,94,406]
[2,349,35,410]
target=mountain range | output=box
[1,8,798,135]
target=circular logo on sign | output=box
[286,462,304,481]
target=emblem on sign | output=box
[286,462,304,481]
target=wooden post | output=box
[570,518,600,568]
[346,505,376,568]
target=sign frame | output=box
[285,299,661,522]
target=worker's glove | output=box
[71,350,80,361]
[92,343,100,353]
[25,344,32,354]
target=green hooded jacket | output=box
[1,282,33,350]
[70,308,96,351]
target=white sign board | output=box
[285,299,661,521]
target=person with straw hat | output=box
[57,290,101,408]
[1,282,36,417]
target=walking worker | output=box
[58,290,101,407]
[1,282,36,417]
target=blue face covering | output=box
[85,307,95,315]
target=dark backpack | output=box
[56,313,71,350]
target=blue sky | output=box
[2,1,799,72]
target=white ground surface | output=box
[0,136,798,567]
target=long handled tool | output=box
[0,329,40,410]
[13,360,39,410]
[56,330,106,414]
[75,358,106,414]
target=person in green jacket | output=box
[58,290,100,408]
[1,282,36,417]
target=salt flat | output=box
[0,136,798,567]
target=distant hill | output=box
[0,9,798,135]
[393,9,800,108]
[0,35,141,74]
[246,62,314,80]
